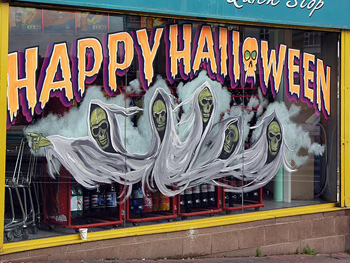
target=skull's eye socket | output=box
[251,50,257,60]
[155,113,160,118]
[160,111,166,116]
[244,50,251,61]
[100,121,108,130]
[229,131,235,139]
[276,134,281,141]
[268,132,274,139]
[202,98,213,105]
[92,127,100,136]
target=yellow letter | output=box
[136,28,163,87]
[168,24,192,78]
[40,43,73,108]
[193,26,217,74]
[316,59,331,116]
[7,48,38,122]
[77,38,103,96]
[108,32,134,92]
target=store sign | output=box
[13,0,350,29]
[7,24,331,127]
[226,0,324,17]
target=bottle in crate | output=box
[159,193,170,211]
[179,191,185,211]
[193,186,201,208]
[71,186,83,218]
[233,192,243,205]
[253,190,260,202]
[184,187,193,212]
[143,189,153,213]
[76,186,83,217]
[201,184,208,208]
[133,187,144,215]
[99,185,106,215]
[83,187,90,216]
[207,184,217,207]
[70,186,77,217]
[106,184,118,216]
[91,186,100,215]
[152,191,159,212]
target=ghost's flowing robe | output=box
[172,117,244,188]
[44,100,159,191]
[149,83,220,196]
[215,111,296,193]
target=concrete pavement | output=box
[54,253,350,263]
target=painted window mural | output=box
[5,6,338,242]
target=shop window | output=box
[4,6,339,243]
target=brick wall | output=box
[2,210,350,262]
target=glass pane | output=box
[5,5,339,242]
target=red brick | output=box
[312,218,335,238]
[211,231,239,254]
[118,242,153,259]
[183,234,211,256]
[276,215,300,224]
[2,251,30,262]
[90,246,121,260]
[151,238,183,259]
[137,232,169,242]
[251,219,276,227]
[300,238,324,254]
[216,248,256,257]
[265,224,289,245]
[301,213,323,221]
[261,242,300,256]
[335,216,350,235]
[48,251,88,261]
[238,227,265,249]
[289,220,313,242]
[29,245,68,257]
[323,235,346,253]
[102,236,138,247]
[323,211,346,218]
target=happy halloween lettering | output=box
[7,24,331,127]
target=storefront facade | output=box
[0,0,350,260]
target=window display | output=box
[5,6,339,242]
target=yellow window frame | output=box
[0,3,348,254]
[341,30,350,208]
[0,0,9,253]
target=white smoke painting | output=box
[252,101,325,167]
[176,71,231,141]
[25,72,324,197]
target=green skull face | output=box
[152,99,166,132]
[223,123,239,154]
[90,107,110,150]
[198,87,213,123]
[268,120,282,156]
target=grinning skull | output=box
[152,99,166,132]
[198,87,213,123]
[90,107,110,150]
[223,122,239,154]
[267,120,282,157]
[242,37,258,82]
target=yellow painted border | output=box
[0,0,9,253]
[1,203,341,255]
[341,30,350,208]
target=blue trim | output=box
[12,0,350,29]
